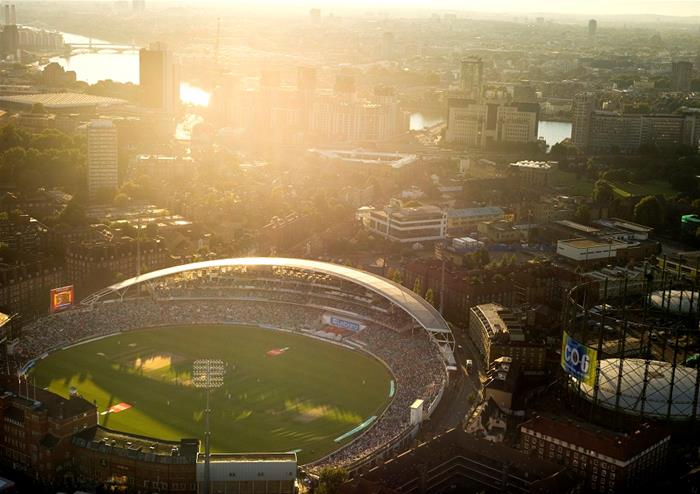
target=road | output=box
[419,325,483,440]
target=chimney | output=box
[10,4,15,25]
[4,5,9,26]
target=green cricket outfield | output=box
[32,324,393,463]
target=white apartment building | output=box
[556,238,627,262]
[87,119,118,202]
[359,200,446,243]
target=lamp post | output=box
[193,359,225,494]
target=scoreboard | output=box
[50,286,74,312]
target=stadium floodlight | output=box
[193,359,225,494]
[193,359,225,389]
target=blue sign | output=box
[330,316,361,332]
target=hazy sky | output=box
[199,0,699,17]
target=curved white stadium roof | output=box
[84,257,455,363]
[574,358,700,419]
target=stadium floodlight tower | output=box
[193,359,225,494]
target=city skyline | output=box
[2,0,700,492]
[253,0,700,16]
[44,0,700,17]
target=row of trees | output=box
[0,126,86,195]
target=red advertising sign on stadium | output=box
[50,286,74,312]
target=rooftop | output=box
[447,206,505,219]
[310,148,418,170]
[389,204,444,220]
[199,452,297,463]
[0,376,95,419]
[559,238,627,249]
[521,415,670,462]
[471,303,525,341]
[595,217,653,234]
[510,160,554,170]
[554,220,600,234]
[357,428,577,493]
[73,425,198,459]
[0,92,127,109]
[484,357,521,394]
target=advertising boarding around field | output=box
[561,331,598,387]
[322,313,365,333]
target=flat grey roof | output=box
[447,206,504,218]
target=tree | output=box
[31,102,46,114]
[316,466,348,494]
[593,180,615,204]
[425,288,435,306]
[145,222,158,238]
[692,198,700,213]
[573,204,591,224]
[634,195,664,228]
[113,192,130,209]
[602,169,631,183]
[57,199,88,226]
[669,170,698,195]
[16,168,42,192]
[473,248,490,268]
[550,141,578,157]
[412,277,422,295]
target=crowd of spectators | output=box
[318,326,446,468]
[153,271,416,333]
[6,273,447,470]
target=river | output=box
[409,112,444,131]
[51,32,571,145]
[409,113,571,149]
[538,120,572,147]
[50,32,210,107]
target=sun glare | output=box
[179,82,211,107]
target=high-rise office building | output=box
[460,57,483,101]
[87,120,118,203]
[310,86,403,142]
[446,99,538,148]
[588,19,598,37]
[1,4,18,60]
[571,92,596,150]
[139,42,179,113]
[671,61,693,92]
[132,0,145,11]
